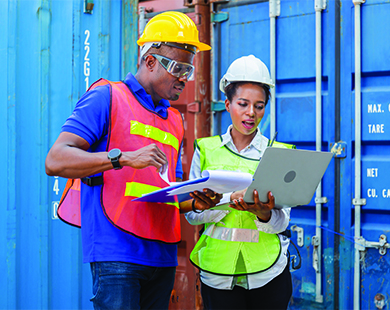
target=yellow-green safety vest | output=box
[189,135,295,276]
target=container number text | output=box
[52,201,59,220]
[84,30,90,91]
[53,176,60,195]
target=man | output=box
[45,11,219,310]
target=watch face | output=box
[109,148,121,158]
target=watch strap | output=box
[111,158,122,170]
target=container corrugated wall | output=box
[211,0,390,309]
[0,0,138,308]
[3,0,390,309]
[340,1,390,309]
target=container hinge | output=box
[356,235,390,255]
[211,11,229,24]
[211,100,225,112]
[188,101,200,113]
[312,236,320,273]
[312,235,320,247]
[352,198,366,206]
[269,0,280,18]
[84,0,94,14]
[291,225,304,247]
[315,0,326,12]
[315,197,328,204]
[330,141,347,158]
[355,237,366,252]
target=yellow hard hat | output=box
[137,11,211,53]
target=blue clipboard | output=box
[132,176,209,203]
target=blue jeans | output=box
[90,262,176,310]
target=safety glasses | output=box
[151,54,195,81]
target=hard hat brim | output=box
[137,39,211,52]
[191,41,211,52]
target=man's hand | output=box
[229,190,274,222]
[45,132,169,178]
[122,144,168,172]
[189,189,223,212]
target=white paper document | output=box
[168,170,253,195]
[132,170,253,203]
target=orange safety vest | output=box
[57,78,184,244]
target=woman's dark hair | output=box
[224,82,271,105]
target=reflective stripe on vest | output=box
[124,182,178,208]
[130,120,179,151]
[189,135,295,275]
[203,224,259,243]
[57,78,183,243]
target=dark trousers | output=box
[201,264,292,310]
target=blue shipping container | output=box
[211,0,390,309]
[2,0,390,309]
[1,0,138,309]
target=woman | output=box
[187,55,294,310]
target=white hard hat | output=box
[219,55,274,94]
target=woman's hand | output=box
[230,189,247,202]
[229,190,274,222]
[189,188,223,212]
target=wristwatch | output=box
[107,148,122,170]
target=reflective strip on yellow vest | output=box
[203,224,260,243]
[189,135,295,275]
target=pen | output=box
[269,131,278,147]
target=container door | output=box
[213,0,390,309]
[340,1,390,309]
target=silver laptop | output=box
[242,147,333,209]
